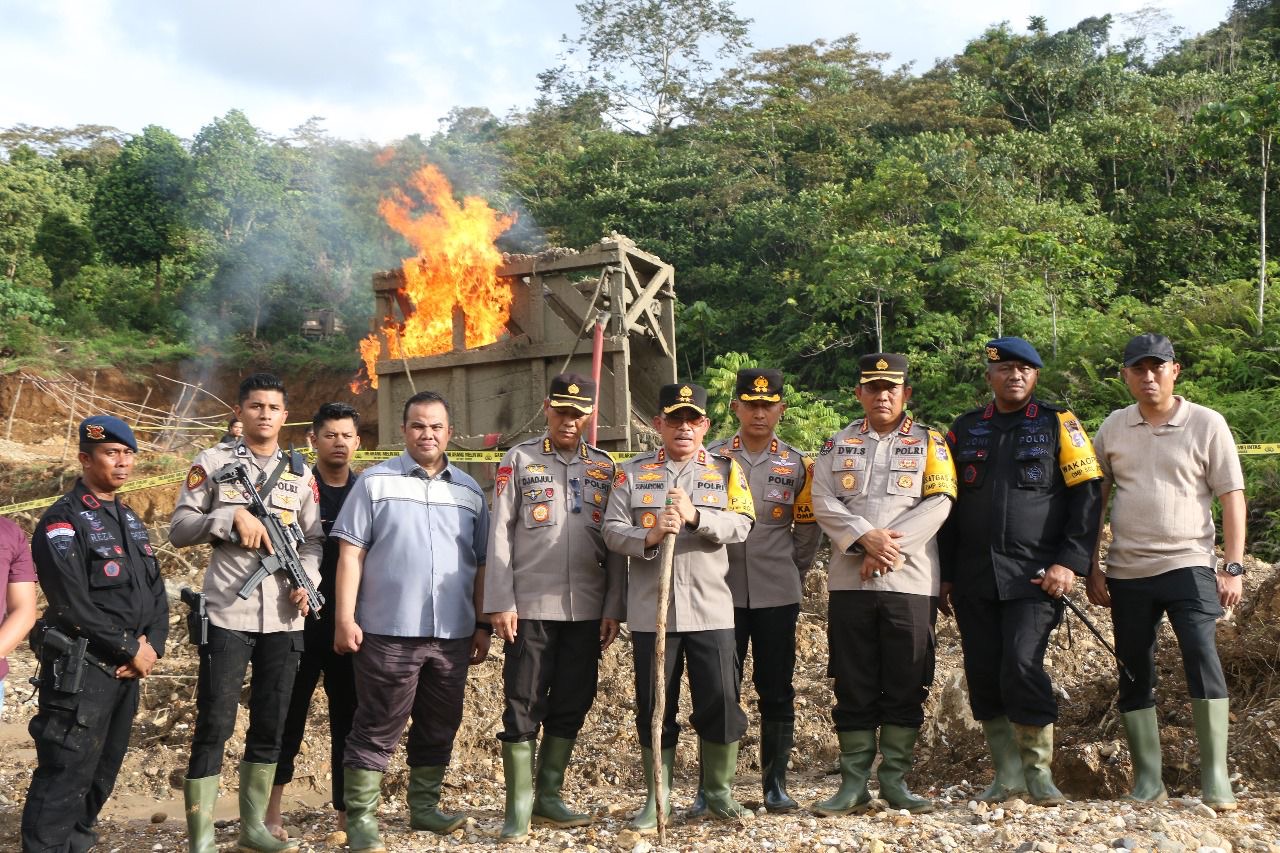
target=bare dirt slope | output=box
[0,367,1278,851]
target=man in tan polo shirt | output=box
[1086,333,1246,811]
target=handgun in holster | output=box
[181,587,209,646]
[29,620,93,693]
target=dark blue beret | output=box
[985,337,1043,369]
[79,415,138,451]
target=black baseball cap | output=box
[1122,333,1176,367]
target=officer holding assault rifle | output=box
[16,339,1251,851]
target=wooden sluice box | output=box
[369,235,678,478]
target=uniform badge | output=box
[280,472,298,481]
[638,472,664,482]
[222,487,245,502]
[80,511,104,532]
[532,503,550,522]
[526,464,547,474]
[842,436,863,445]
[897,459,918,471]
[85,424,106,440]
[843,458,856,469]
[641,511,657,528]
[81,493,101,509]
[701,493,720,504]
[820,439,835,456]
[143,543,153,556]
[642,493,654,504]
[771,506,784,519]
[45,522,75,539]
[186,465,208,490]
[964,464,977,484]
[1063,417,1087,449]
[103,560,121,578]
[545,488,555,498]
[841,473,856,490]
[495,474,509,497]
[897,474,914,488]
[640,462,663,470]
[586,468,609,481]
[614,470,627,487]
[310,479,320,503]
[113,545,123,555]
[899,437,921,446]
[770,465,794,476]
[593,492,603,504]
[280,510,295,525]
[591,510,602,524]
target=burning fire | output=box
[354,165,516,391]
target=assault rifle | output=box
[213,462,325,618]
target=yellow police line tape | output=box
[4,444,1279,517]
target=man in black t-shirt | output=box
[266,403,362,840]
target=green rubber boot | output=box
[1191,698,1237,811]
[876,724,935,814]
[499,741,534,841]
[629,747,675,834]
[701,739,750,819]
[237,762,299,852]
[978,716,1028,803]
[812,730,876,816]
[760,720,799,813]
[1121,707,1168,802]
[408,765,467,833]
[343,767,386,853]
[183,775,219,853]
[532,735,591,827]
[1012,723,1067,806]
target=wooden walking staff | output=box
[651,495,678,843]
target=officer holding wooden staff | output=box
[603,382,755,832]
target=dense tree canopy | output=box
[2,0,1279,555]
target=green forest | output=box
[2,1,1279,556]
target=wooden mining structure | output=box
[369,235,677,467]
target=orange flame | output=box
[354,165,516,390]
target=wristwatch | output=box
[1222,561,1245,577]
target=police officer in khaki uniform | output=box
[810,354,956,816]
[171,373,324,853]
[603,382,755,832]
[23,416,168,852]
[700,368,819,814]
[484,373,626,841]
[940,338,1103,807]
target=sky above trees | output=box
[0,0,1227,143]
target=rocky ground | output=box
[0,519,1276,852]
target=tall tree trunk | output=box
[874,287,884,352]
[1259,131,1270,332]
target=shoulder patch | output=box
[819,438,835,456]
[614,469,627,487]
[310,478,320,503]
[186,465,208,491]
[1056,411,1103,487]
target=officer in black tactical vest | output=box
[939,337,1103,806]
[22,415,169,852]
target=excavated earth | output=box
[0,368,1278,851]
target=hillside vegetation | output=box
[3,1,1280,556]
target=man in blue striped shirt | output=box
[331,390,492,853]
